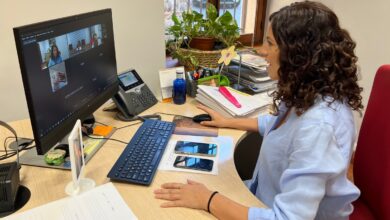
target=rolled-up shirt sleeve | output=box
[248,122,346,220]
[257,114,276,136]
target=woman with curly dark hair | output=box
[48,45,63,67]
[154,1,363,219]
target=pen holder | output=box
[185,72,198,97]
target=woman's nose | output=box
[257,46,267,57]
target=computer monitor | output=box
[13,9,118,156]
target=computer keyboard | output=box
[107,119,175,185]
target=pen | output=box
[218,86,242,108]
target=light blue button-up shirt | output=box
[245,98,360,220]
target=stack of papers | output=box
[232,52,268,69]
[225,52,276,93]
[223,69,276,93]
[195,85,272,118]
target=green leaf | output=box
[217,11,234,26]
[206,3,218,21]
[172,13,180,25]
[193,11,203,21]
[189,56,199,67]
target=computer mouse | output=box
[193,114,212,123]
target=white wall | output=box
[265,0,390,132]
[0,0,166,122]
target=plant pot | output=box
[189,37,215,51]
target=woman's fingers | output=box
[154,192,181,201]
[160,182,184,189]
[200,120,217,127]
[160,200,184,208]
[187,179,201,185]
[154,188,181,194]
[196,104,215,114]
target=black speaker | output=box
[0,162,19,212]
[0,121,31,217]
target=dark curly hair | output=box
[50,45,61,58]
[269,1,363,115]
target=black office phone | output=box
[112,69,158,119]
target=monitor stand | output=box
[18,126,116,170]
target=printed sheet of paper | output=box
[7,182,138,220]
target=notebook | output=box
[196,85,271,117]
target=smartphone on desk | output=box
[174,141,217,157]
[173,156,214,172]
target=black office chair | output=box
[234,132,262,180]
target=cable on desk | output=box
[114,121,143,130]
[3,136,34,150]
[95,121,109,126]
[85,134,128,145]
[1,137,35,161]
[82,112,191,149]
[154,112,191,118]
[95,112,187,133]
[0,151,17,160]
[0,146,35,154]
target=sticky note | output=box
[93,125,113,136]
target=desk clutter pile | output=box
[185,52,276,96]
[223,52,277,93]
[187,51,275,118]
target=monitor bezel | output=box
[13,9,119,155]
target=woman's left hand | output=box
[154,179,213,210]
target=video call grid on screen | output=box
[18,17,116,138]
[35,24,105,93]
[38,24,104,70]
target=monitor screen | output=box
[14,9,118,155]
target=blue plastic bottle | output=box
[173,70,186,104]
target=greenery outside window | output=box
[164,0,267,46]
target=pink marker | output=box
[218,86,242,108]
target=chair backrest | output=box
[353,65,390,219]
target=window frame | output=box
[209,0,267,45]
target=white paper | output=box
[232,53,268,67]
[7,183,137,220]
[158,66,185,100]
[197,85,270,116]
[195,93,233,118]
[158,139,219,175]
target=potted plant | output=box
[166,3,240,70]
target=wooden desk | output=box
[3,98,265,219]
